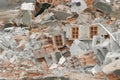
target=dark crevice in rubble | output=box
[35,3,51,17]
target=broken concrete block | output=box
[49,63,58,70]
[70,39,88,56]
[51,52,57,64]
[102,60,120,74]
[91,65,101,75]
[21,2,35,11]
[104,52,120,64]
[43,12,54,21]
[94,1,112,14]
[92,36,105,48]
[22,11,32,26]
[58,56,66,65]
[70,0,87,14]
[93,47,106,65]
[92,36,110,65]
[110,31,120,51]
[54,11,71,20]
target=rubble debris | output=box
[0,0,120,79]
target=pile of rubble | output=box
[0,0,120,79]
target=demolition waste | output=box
[0,0,120,80]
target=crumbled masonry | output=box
[0,0,120,79]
